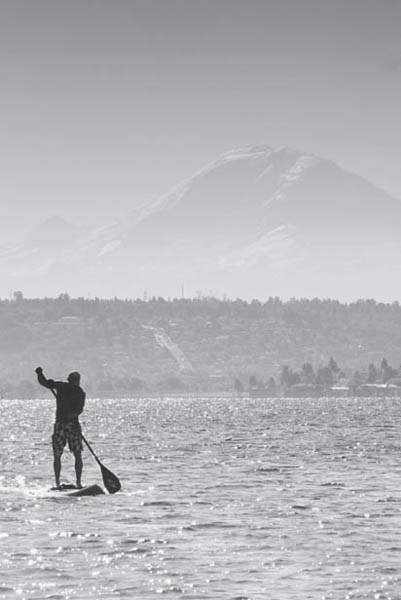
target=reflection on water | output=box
[1,397,401,599]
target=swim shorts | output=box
[52,421,83,456]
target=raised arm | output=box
[35,367,57,390]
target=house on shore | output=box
[355,383,401,397]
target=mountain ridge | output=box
[2,145,401,301]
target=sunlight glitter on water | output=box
[1,397,401,598]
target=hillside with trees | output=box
[2,294,401,397]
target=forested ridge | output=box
[1,294,401,397]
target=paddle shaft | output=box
[80,432,102,466]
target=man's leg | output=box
[74,451,83,488]
[52,423,64,488]
[53,452,62,487]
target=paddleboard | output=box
[68,484,104,497]
[50,483,105,497]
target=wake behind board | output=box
[50,483,105,497]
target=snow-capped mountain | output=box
[2,145,401,301]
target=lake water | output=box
[1,396,401,599]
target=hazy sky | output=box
[1,0,401,240]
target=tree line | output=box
[234,356,401,395]
[2,294,401,397]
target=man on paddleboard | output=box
[35,367,85,489]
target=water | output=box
[1,396,401,599]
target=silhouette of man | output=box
[35,367,85,489]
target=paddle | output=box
[49,388,121,494]
[80,432,121,494]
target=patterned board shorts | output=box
[52,421,83,456]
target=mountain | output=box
[2,145,401,300]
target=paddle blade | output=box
[100,464,121,494]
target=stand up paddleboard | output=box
[50,483,105,497]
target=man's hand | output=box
[35,367,43,374]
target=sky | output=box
[1,0,401,241]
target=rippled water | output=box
[1,396,401,599]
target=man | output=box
[35,367,85,489]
